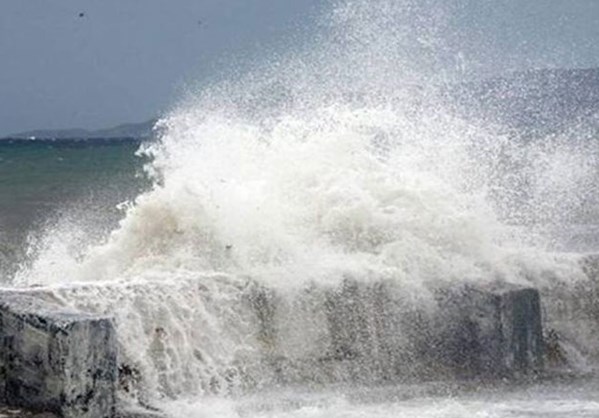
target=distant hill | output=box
[3,119,158,140]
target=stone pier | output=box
[0,278,546,416]
[247,279,545,384]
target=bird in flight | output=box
[78,12,85,18]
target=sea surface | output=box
[164,379,599,418]
[0,138,150,278]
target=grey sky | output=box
[0,0,325,136]
[1,0,599,136]
[452,0,599,76]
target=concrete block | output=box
[540,253,599,370]
[116,405,166,418]
[0,276,545,414]
[436,284,544,377]
[500,287,544,372]
[247,278,545,384]
[0,293,117,418]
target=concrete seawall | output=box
[0,293,116,418]
[0,278,546,417]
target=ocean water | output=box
[2,0,599,417]
[0,139,150,277]
[162,380,599,418]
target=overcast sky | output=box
[1,0,598,136]
[0,0,325,136]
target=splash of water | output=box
[11,0,597,411]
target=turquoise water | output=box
[0,139,150,277]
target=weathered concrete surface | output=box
[541,254,599,371]
[436,284,544,377]
[245,279,544,385]
[0,293,117,418]
[0,405,57,417]
[116,405,166,418]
